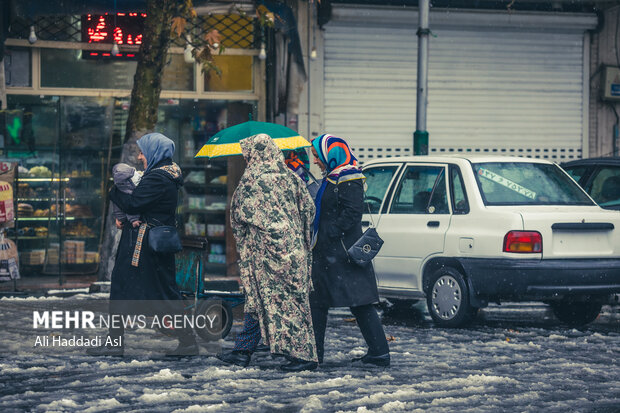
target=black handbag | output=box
[340,194,384,266]
[346,227,384,266]
[148,221,183,253]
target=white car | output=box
[362,155,620,327]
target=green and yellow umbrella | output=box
[194,121,311,158]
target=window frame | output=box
[361,163,404,215]
[471,161,594,206]
[387,163,451,215]
[4,40,262,102]
[449,164,470,215]
[582,165,620,207]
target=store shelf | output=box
[16,236,97,240]
[17,198,79,202]
[16,216,96,221]
[18,177,69,182]
[16,150,104,277]
[179,157,229,276]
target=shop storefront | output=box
[300,4,598,163]
[2,10,264,286]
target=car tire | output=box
[549,300,602,326]
[194,298,233,341]
[426,267,476,327]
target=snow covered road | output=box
[0,296,618,412]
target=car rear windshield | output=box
[472,162,594,206]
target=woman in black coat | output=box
[310,134,390,367]
[87,133,197,357]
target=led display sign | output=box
[81,13,146,59]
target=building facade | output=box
[1,3,265,286]
[295,1,620,163]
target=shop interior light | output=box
[258,43,267,60]
[28,26,38,44]
[184,35,195,63]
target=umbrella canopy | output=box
[195,121,311,158]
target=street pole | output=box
[0,58,7,110]
[414,0,429,155]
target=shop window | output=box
[153,99,256,276]
[6,95,59,152]
[205,55,253,92]
[4,48,31,87]
[5,95,111,279]
[41,49,136,89]
[205,14,255,49]
[41,49,193,91]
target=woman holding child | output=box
[88,132,197,357]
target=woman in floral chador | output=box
[230,133,318,372]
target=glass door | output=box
[6,95,63,283]
[56,96,112,281]
[6,95,111,286]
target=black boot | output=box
[280,358,318,372]
[351,352,390,367]
[217,350,251,367]
[165,338,199,357]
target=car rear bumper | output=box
[458,258,620,299]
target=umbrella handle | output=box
[300,164,320,185]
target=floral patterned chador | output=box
[231,134,317,362]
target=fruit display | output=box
[28,166,52,177]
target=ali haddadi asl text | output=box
[34,334,120,348]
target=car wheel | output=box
[194,298,233,341]
[550,300,602,326]
[426,267,476,327]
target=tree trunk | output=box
[98,0,176,280]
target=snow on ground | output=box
[0,296,618,412]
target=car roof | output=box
[562,157,620,167]
[362,154,555,167]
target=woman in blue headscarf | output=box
[309,134,390,367]
[88,133,198,357]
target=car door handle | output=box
[427,221,440,227]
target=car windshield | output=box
[472,162,594,206]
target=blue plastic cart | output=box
[174,237,244,341]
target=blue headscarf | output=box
[137,133,175,173]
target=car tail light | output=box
[503,231,542,253]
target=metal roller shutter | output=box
[323,7,595,162]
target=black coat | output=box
[310,178,380,308]
[107,158,183,313]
